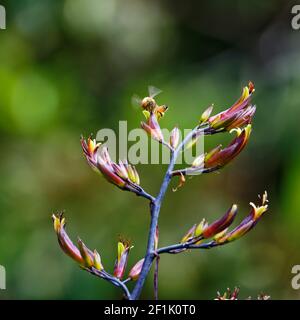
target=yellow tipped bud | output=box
[52,213,65,233]
[250,201,268,220]
[195,219,207,237]
[200,105,213,123]
[78,239,94,268]
[117,241,125,262]
[132,166,140,185]
[126,165,136,183]
[213,228,228,243]
[93,250,104,271]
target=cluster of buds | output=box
[181,124,252,177]
[52,213,103,271]
[141,113,181,150]
[215,287,270,300]
[81,137,141,193]
[215,287,240,300]
[172,83,255,187]
[203,81,256,132]
[52,83,270,299]
[53,212,143,283]
[180,192,268,247]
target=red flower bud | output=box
[113,240,132,279]
[204,124,252,169]
[128,258,145,281]
[81,138,141,192]
[215,192,268,243]
[52,213,103,271]
[208,82,255,131]
[202,204,237,238]
[141,112,164,142]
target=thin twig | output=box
[136,188,156,202]
[157,240,218,254]
[154,255,160,300]
[85,267,131,300]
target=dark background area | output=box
[0,0,300,299]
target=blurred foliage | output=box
[0,0,300,299]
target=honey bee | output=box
[132,86,168,119]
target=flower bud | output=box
[113,240,132,279]
[200,105,213,123]
[128,258,144,281]
[170,127,180,149]
[81,138,143,193]
[194,219,208,237]
[204,124,252,169]
[208,82,255,131]
[141,121,163,142]
[78,238,94,268]
[93,250,104,271]
[202,204,237,238]
[181,224,196,243]
[192,154,205,168]
[216,192,268,243]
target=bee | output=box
[132,86,168,119]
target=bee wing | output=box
[131,94,142,110]
[148,85,162,98]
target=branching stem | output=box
[130,126,206,300]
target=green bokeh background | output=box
[0,0,300,299]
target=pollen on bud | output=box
[142,110,150,120]
[250,191,269,220]
[52,213,65,233]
